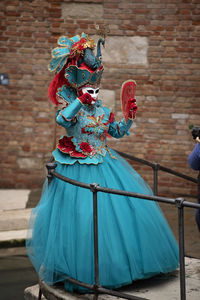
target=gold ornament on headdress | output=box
[85,37,96,50]
[70,35,96,58]
[95,25,110,40]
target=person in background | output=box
[188,128,200,231]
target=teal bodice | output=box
[53,97,133,165]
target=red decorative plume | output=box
[48,63,69,105]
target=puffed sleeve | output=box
[107,112,133,139]
[56,98,82,128]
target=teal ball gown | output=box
[26,94,179,292]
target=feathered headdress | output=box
[49,33,95,74]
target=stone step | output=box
[0,229,27,243]
[0,208,31,245]
[0,208,31,231]
[0,189,30,211]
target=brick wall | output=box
[0,0,199,199]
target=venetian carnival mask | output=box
[81,86,100,104]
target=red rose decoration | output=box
[80,142,92,153]
[58,136,86,158]
[60,136,75,152]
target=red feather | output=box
[48,63,69,105]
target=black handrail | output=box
[116,150,197,183]
[52,167,197,208]
[39,160,200,300]
[115,150,197,196]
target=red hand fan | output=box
[121,80,136,124]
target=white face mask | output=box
[81,86,100,103]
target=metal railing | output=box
[38,153,200,300]
[115,150,197,196]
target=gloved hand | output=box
[79,93,93,105]
[127,98,138,119]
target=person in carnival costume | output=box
[26,33,179,293]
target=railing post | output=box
[90,183,100,300]
[38,287,42,300]
[153,163,159,196]
[46,162,57,185]
[175,197,186,300]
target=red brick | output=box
[5,11,21,17]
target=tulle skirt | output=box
[26,149,179,292]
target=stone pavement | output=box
[24,257,200,300]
